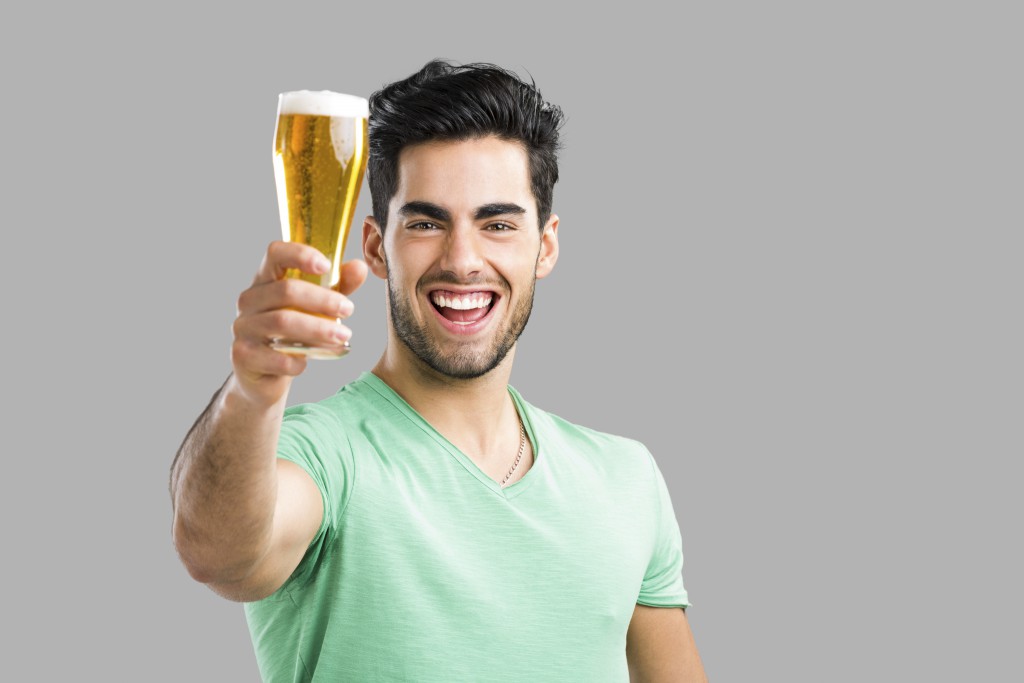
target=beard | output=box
[386,265,536,380]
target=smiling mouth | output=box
[429,290,496,325]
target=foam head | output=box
[277,90,369,118]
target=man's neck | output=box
[371,343,519,464]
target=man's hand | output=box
[230,241,368,407]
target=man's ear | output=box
[535,213,559,279]
[363,216,388,279]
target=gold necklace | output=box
[500,412,527,487]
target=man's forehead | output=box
[392,136,534,213]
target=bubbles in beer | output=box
[273,91,369,287]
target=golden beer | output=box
[272,91,368,358]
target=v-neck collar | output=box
[358,372,541,499]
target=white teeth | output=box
[431,292,493,310]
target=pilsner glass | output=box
[271,90,369,358]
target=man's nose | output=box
[440,226,484,278]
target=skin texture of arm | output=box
[170,379,324,602]
[170,243,366,602]
[626,605,708,682]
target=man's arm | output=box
[170,242,366,602]
[626,605,708,683]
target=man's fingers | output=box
[232,245,361,388]
[235,309,352,350]
[238,278,354,320]
[334,259,369,297]
[252,241,332,286]
[231,338,310,379]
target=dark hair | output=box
[368,59,564,230]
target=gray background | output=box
[2,0,1020,680]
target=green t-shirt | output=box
[245,372,689,682]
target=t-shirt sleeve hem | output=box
[636,595,691,609]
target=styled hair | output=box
[368,59,564,230]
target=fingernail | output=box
[339,300,354,318]
[334,324,351,342]
[316,255,332,272]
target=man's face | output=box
[364,136,558,380]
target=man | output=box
[171,60,707,682]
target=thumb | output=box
[334,259,369,296]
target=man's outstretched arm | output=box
[170,242,366,601]
[626,605,708,682]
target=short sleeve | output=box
[637,450,691,608]
[274,403,355,591]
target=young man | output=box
[171,60,707,682]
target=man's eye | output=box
[410,222,439,230]
[488,223,514,231]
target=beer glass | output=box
[271,90,369,358]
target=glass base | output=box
[270,340,350,360]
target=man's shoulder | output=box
[516,393,662,492]
[281,372,394,426]
[288,370,395,409]
[515,390,653,459]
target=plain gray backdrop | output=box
[2,0,1020,680]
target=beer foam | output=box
[278,90,369,118]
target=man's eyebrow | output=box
[475,203,527,220]
[398,201,451,222]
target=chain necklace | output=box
[500,412,527,487]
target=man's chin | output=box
[412,345,508,381]
[387,276,525,381]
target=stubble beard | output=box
[386,265,536,381]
